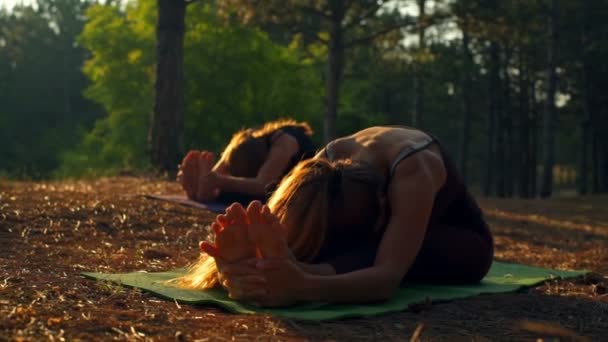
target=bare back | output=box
[318,126,446,190]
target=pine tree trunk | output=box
[600,106,608,193]
[148,0,186,172]
[324,2,345,143]
[495,46,507,198]
[592,128,600,194]
[412,0,426,128]
[540,0,559,198]
[517,49,531,198]
[483,41,500,197]
[529,86,539,198]
[602,136,608,192]
[579,55,592,195]
[458,16,473,183]
[502,47,514,197]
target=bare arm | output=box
[216,134,299,196]
[297,262,336,276]
[297,151,446,303]
[212,159,229,175]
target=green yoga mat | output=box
[82,261,586,321]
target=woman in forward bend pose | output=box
[177,126,494,306]
[178,119,316,205]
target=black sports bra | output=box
[323,132,437,179]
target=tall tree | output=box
[540,0,559,198]
[578,1,592,195]
[69,1,322,175]
[529,81,540,197]
[0,0,101,177]
[517,48,532,197]
[412,0,426,128]
[483,39,500,196]
[456,10,473,182]
[501,46,514,197]
[223,0,417,142]
[148,0,189,173]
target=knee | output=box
[467,238,494,283]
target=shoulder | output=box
[389,147,446,197]
[270,130,299,154]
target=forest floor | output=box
[1,177,607,341]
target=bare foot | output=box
[195,151,220,202]
[199,151,214,173]
[179,150,201,200]
[246,201,289,259]
[200,203,256,262]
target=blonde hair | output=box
[221,119,313,177]
[174,158,382,290]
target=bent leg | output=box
[405,225,494,284]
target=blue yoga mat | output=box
[145,194,228,213]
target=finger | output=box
[199,241,220,257]
[225,206,240,226]
[221,262,261,276]
[226,284,267,300]
[261,205,279,225]
[229,291,266,301]
[234,275,266,284]
[246,200,263,224]
[217,257,258,269]
[255,258,284,270]
[216,214,228,227]
[224,205,235,222]
[229,203,248,224]
[211,222,222,234]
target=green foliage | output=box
[59,1,323,176]
[0,0,102,178]
[56,3,155,177]
[2,0,608,194]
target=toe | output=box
[211,222,222,234]
[231,203,248,224]
[246,201,263,224]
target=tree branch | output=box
[294,25,329,45]
[184,0,202,6]
[344,19,416,49]
[295,3,331,20]
[344,0,391,31]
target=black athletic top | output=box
[314,128,492,274]
[216,125,317,205]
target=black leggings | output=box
[319,223,493,284]
[405,224,494,284]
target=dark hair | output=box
[222,129,268,177]
[221,119,313,178]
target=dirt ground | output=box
[1,177,606,341]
